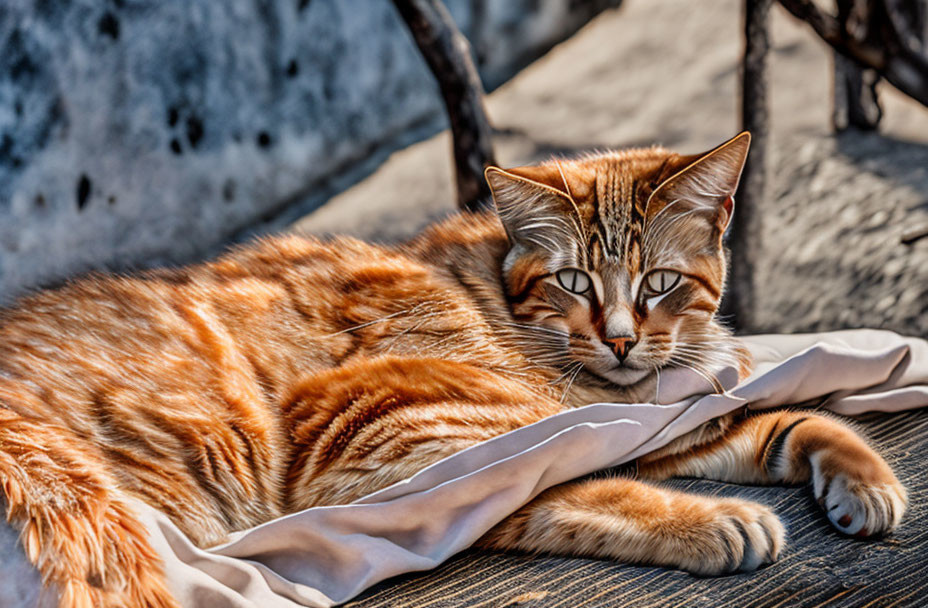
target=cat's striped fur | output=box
[0,133,905,607]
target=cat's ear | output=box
[485,166,582,251]
[646,132,751,232]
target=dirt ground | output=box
[291,0,928,335]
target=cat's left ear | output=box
[646,131,751,232]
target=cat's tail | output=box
[0,406,178,608]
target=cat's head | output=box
[486,132,750,387]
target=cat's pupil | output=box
[556,268,590,294]
[646,270,680,295]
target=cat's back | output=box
[0,218,518,414]
[0,231,437,389]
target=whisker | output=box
[654,366,661,403]
[560,362,584,403]
[323,303,432,337]
[549,361,582,386]
[667,360,725,394]
[499,323,570,337]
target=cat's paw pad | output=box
[811,452,907,537]
[816,470,907,537]
[683,499,784,575]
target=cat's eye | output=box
[644,270,681,295]
[555,268,591,295]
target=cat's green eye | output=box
[644,270,681,295]
[555,268,591,295]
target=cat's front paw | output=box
[811,451,907,537]
[676,497,784,575]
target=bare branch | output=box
[834,54,883,130]
[725,0,772,331]
[833,0,882,130]
[777,0,928,106]
[392,0,497,212]
[882,0,927,62]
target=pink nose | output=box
[603,336,637,361]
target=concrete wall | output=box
[0,0,621,303]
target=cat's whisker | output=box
[499,322,570,337]
[549,362,581,385]
[383,315,447,352]
[497,332,567,346]
[527,354,574,368]
[559,362,584,403]
[323,302,437,337]
[668,360,726,394]
[669,350,736,374]
[654,366,661,402]
[668,344,737,392]
[671,343,742,370]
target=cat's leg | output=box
[637,411,907,537]
[478,476,784,575]
[0,408,177,608]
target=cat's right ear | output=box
[645,132,751,233]
[485,166,580,251]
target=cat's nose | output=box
[603,335,637,362]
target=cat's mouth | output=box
[580,355,653,386]
[596,364,652,386]
[564,337,657,387]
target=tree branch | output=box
[832,0,882,130]
[725,0,772,331]
[777,0,928,106]
[392,0,497,212]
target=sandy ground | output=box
[755,132,928,335]
[291,0,928,334]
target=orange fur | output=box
[0,133,904,606]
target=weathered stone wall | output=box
[0,0,620,303]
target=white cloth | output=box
[119,329,928,607]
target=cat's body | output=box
[0,134,906,607]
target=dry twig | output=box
[778,0,928,107]
[726,0,773,330]
[392,0,497,212]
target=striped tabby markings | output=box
[0,132,908,608]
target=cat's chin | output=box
[595,365,652,387]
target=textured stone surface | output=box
[0,0,619,303]
[0,507,43,608]
[752,131,928,335]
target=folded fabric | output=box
[9,330,928,607]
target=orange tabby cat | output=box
[0,132,905,607]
